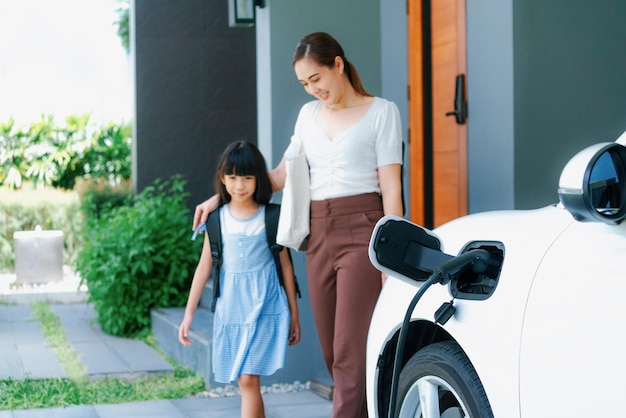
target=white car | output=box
[366,132,626,418]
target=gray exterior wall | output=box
[466,0,515,213]
[381,1,410,214]
[133,0,257,208]
[512,0,626,209]
[467,0,626,212]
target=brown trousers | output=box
[307,193,383,418]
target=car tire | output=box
[395,341,493,418]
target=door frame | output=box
[408,0,468,229]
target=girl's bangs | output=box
[224,149,256,176]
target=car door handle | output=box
[445,74,468,125]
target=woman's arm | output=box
[279,247,301,346]
[378,163,403,286]
[269,156,287,192]
[378,163,403,217]
[192,194,220,231]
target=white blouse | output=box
[285,97,403,201]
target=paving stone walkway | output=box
[0,303,332,417]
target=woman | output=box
[193,32,403,417]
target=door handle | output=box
[445,74,468,125]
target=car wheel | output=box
[395,341,493,418]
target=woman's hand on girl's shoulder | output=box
[192,195,220,231]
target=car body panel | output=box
[367,205,576,417]
[519,219,626,416]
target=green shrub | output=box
[75,175,200,337]
[79,122,132,186]
[78,179,133,222]
[0,115,131,191]
[0,189,82,273]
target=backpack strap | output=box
[205,209,223,312]
[265,203,283,283]
[265,204,301,298]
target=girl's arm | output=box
[179,234,213,346]
[279,247,301,346]
[192,157,288,231]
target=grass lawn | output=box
[0,302,204,411]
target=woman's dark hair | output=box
[215,140,272,205]
[293,32,372,97]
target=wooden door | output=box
[408,0,467,228]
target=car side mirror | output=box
[559,141,626,224]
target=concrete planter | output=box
[13,227,63,284]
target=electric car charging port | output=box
[451,241,505,300]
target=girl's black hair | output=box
[215,140,272,205]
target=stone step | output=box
[309,377,334,401]
[151,305,216,389]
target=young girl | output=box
[179,140,301,418]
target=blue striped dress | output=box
[212,204,290,383]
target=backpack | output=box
[204,203,301,312]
